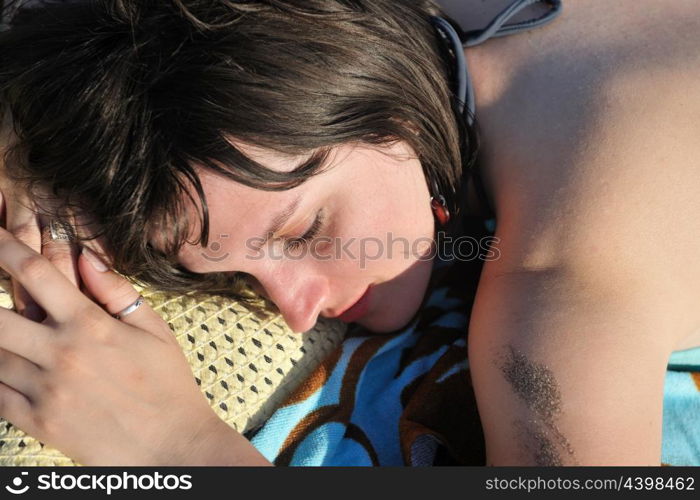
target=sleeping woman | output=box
[0,0,698,465]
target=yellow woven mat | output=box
[0,279,346,466]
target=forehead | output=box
[198,165,295,224]
[195,142,322,223]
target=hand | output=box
[0,170,80,322]
[0,227,271,465]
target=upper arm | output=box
[468,263,680,465]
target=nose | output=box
[248,268,329,334]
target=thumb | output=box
[78,247,171,340]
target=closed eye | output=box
[283,209,325,252]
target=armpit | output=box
[498,345,577,465]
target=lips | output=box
[336,286,372,323]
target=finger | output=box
[6,201,41,252]
[0,307,52,366]
[13,281,44,322]
[5,196,43,320]
[78,247,172,341]
[0,226,87,322]
[0,347,42,400]
[40,223,80,287]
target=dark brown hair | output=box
[0,0,477,298]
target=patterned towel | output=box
[249,223,700,466]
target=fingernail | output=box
[81,246,109,272]
[23,303,45,322]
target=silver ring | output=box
[49,219,73,241]
[114,295,145,320]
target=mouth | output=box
[335,286,373,323]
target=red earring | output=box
[430,194,451,226]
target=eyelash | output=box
[283,210,326,252]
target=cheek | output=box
[329,164,434,273]
[367,191,435,264]
[326,207,434,302]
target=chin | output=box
[352,257,436,334]
[354,284,430,334]
[356,313,417,334]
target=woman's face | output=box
[174,140,437,333]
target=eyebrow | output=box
[250,195,302,250]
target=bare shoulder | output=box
[474,0,700,345]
